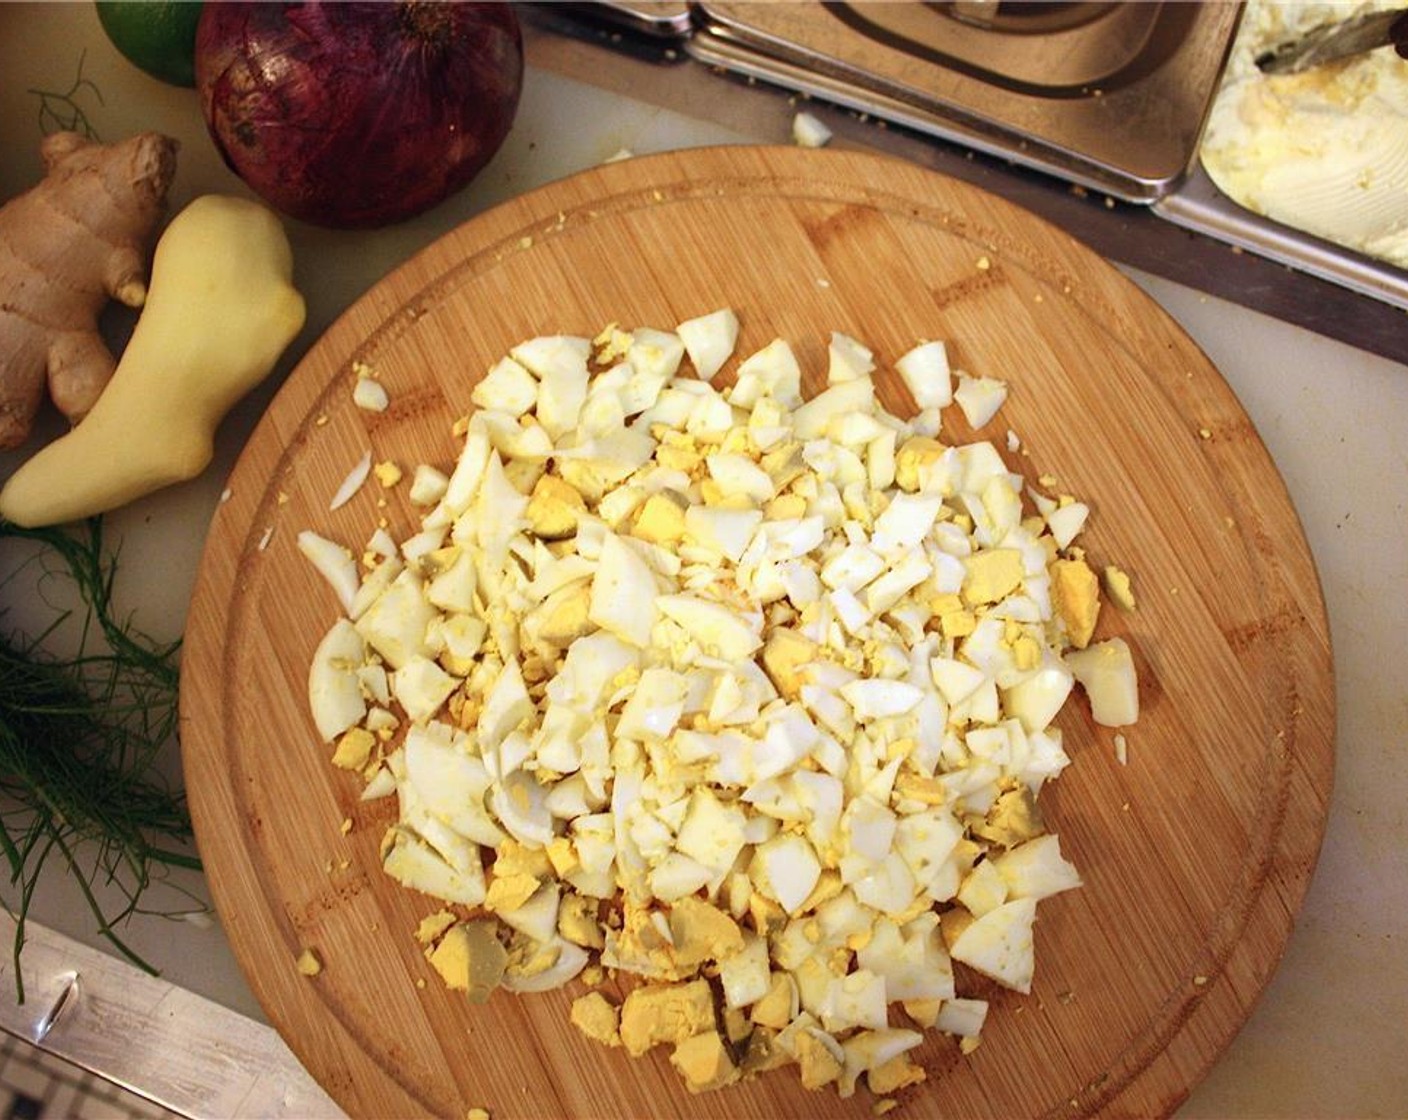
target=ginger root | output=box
[0,131,177,449]
[0,195,306,528]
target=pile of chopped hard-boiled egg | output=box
[298,309,1139,1103]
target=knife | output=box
[1255,6,1408,74]
[0,913,342,1118]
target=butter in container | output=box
[1199,0,1408,270]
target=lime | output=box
[95,1,202,88]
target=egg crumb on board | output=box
[301,310,1142,1100]
[374,460,404,489]
[296,947,323,977]
[1103,565,1136,612]
[569,991,622,1046]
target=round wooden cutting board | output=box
[180,146,1333,1120]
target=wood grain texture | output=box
[179,146,1334,1120]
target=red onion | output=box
[195,2,523,229]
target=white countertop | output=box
[1,5,1405,1117]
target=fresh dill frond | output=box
[0,517,201,1001]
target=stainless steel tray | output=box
[587,0,1408,313]
[1156,164,1408,312]
[689,1,1239,203]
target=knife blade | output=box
[1255,6,1408,74]
[0,913,343,1118]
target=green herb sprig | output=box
[0,517,201,1001]
[27,49,103,140]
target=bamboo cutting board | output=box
[180,146,1334,1120]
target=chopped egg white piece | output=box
[298,530,359,615]
[1066,637,1140,727]
[301,310,1141,1101]
[408,464,449,507]
[895,340,953,410]
[307,619,366,741]
[954,373,1009,429]
[792,110,833,149]
[352,375,389,413]
[329,451,372,511]
[950,896,1038,993]
[676,309,740,381]
[828,332,875,385]
[1044,499,1090,552]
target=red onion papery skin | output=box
[195,2,523,229]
